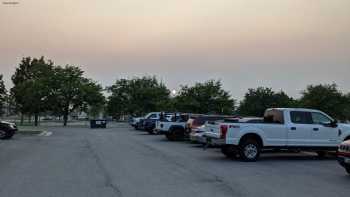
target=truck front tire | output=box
[239,139,261,162]
[166,128,184,141]
[165,133,175,141]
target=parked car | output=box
[189,116,244,144]
[186,115,239,140]
[337,140,350,174]
[161,114,237,141]
[189,124,208,144]
[205,108,350,161]
[131,117,143,128]
[0,121,17,140]
[128,116,134,125]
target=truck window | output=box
[311,112,332,125]
[290,111,312,124]
[264,110,284,124]
[147,114,157,119]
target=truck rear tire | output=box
[166,132,176,141]
[166,128,184,141]
[147,130,154,135]
[239,139,261,162]
[221,146,239,159]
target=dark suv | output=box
[0,121,17,139]
[337,140,350,175]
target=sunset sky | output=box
[1,0,349,100]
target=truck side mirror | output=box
[322,120,337,128]
[331,120,338,128]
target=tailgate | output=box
[156,121,168,131]
[204,122,221,139]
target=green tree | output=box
[81,79,106,119]
[107,79,130,118]
[173,80,235,114]
[11,57,54,126]
[237,87,295,117]
[0,74,6,116]
[300,83,349,121]
[107,76,170,118]
[345,93,350,121]
[50,65,105,126]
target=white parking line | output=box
[38,131,53,137]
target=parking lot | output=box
[0,123,349,197]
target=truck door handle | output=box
[290,127,296,130]
[313,128,319,131]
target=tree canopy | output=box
[237,87,296,117]
[0,74,6,116]
[5,56,350,123]
[49,65,105,126]
[11,57,54,125]
[107,76,170,117]
[173,80,235,114]
[300,83,350,121]
[10,57,105,126]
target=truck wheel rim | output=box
[244,144,258,159]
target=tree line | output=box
[1,57,105,126]
[106,77,350,121]
[0,56,349,125]
[237,85,350,121]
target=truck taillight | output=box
[220,125,228,139]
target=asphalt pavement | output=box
[0,123,349,197]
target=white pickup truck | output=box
[204,108,350,161]
[155,113,189,140]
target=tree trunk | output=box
[20,113,24,125]
[34,113,39,126]
[63,109,69,126]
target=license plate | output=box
[345,158,350,164]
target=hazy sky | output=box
[1,0,349,100]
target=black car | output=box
[0,121,17,139]
[337,140,350,175]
